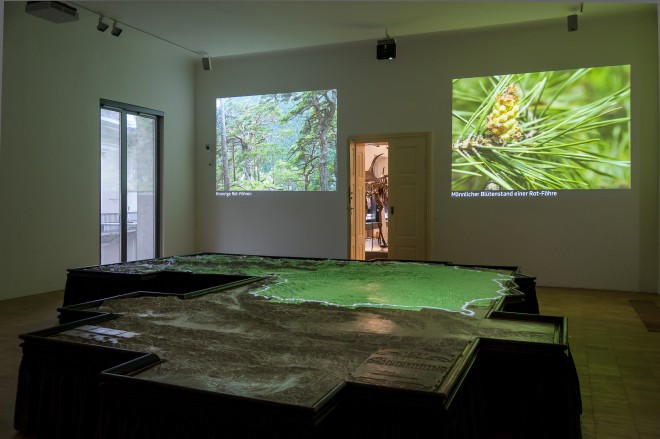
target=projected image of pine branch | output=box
[451,65,630,195]
[216,89,337,192]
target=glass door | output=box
[100,101,161,264]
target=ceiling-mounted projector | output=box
[25,1,79,23]
[377,38,396,60]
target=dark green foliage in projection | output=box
[279,90,337,191]
[452,65,631,191]
[216,89,337,192]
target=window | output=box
[100,100,162,264]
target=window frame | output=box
[100,98,164,263]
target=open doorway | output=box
[364,143,389,259]
[349,133,430,261]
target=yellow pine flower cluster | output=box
[485,84,522,142]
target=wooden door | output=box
[387,134,428,260]
[349,142,366,260]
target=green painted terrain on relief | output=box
[101,254,515,314]
[166,255,515,314]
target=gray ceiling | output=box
[68,1,654,58]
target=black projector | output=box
[25,1,78,23]
[377,38,396,60]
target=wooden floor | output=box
[1,287,659,438]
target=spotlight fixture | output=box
[111,20,123,37]
[567,2,583,32]
[377,31,396,60]
[97,16,109,32]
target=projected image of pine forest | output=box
[216,89,337,192]
[452,65,630,191]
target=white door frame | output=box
[348,132,432,260]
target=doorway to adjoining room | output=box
[364,143,389,260]
[349,132,429,262]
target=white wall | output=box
[658,1,660,294]
[0,3,197,299]
[195,7,659,292]
[0,0,4,154]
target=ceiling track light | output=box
[66,2,204,56]
[97,16,109,32]
[111,20,123,37]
